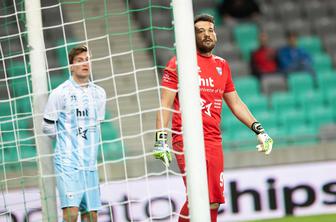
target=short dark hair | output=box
[68,45,88,64]
[194,14,215,25]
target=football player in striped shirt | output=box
[43,45,106,222]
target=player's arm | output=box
[154,88,176,166]
[42,91,60,139]
[223,91,273,155]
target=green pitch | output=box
[249,214,336,222]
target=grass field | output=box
[249,214,336,222]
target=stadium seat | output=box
[17,131,36,159]
[298,36,322,55]
[0,101,13,121]
[317,71,336,90]
[306,106,334,130]
[244,94,269,114]
[234,76,260,98]
[10,77,32,97]
[266,126,288,147]
[288,124,318,145]
[313,53,333,73]
[233,23,259,60]
[278,108,307,132]
[254,110,278,129]
[14,96,32,114]
[271,92,297,114]
[6,62,28,77]
[296,90,325,112]
[288,72,314,97]
[99,121,123,161]
[260,74,287,96]
[49,73,68,90]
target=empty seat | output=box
[297,36,322,55]
[288,72,314,97]
[296,90,325,113]
[302,0,328,21]
[99,121,123,161]
[234,76,260,98]
[317,71,336,90]
[313,53,333,73]
[288,124,318,145]
[229,60,250,77]
[261,74,287,96]
[271,91,296,114]
[244,94,269,114]
[306,106,334,129]
[284,19,311,36]
[278,108,307,131]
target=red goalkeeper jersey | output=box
[161,52,235,147]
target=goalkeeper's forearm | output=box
[42,118,57,139]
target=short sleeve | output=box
[224,61,235,93]
[161,56,178,90]
[97,89,106,121]
[44,90,62,121]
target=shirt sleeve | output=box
[161,56,178,90]
[44,90,62,121]
[224,61,235,93]
[97,89,106,121]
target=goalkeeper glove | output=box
[153,131,172,167]
[251,122,273,155]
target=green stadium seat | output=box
[278,108,307,131]
[306,106,334,130]
[313,53,333,73]
[317,73,336,91]
[49,73,69,90]
[11,77,32,97]
[288,72,314,97]
[56,39,77,67]
[234,76,260,98]
[296,90,325,112]
[233,23,258,45]
[288,124,318,145]
[254,110,278,129]
[231,129,256,151]
[0,101,13,120]
[298,36,322,55]
[6,62,29,77]
[239,40,258,61]
[233,23,259,61]
[14,96,32,114]
[266,126,288,146]
[244,94,269,114]
[17,131,36,159]
[271,92,297,114]
[99,122,123,161]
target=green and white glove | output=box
[153,131,172,167]
[251,122,273,155]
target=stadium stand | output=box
[1,0,335,174]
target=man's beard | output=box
[197,40,216,54]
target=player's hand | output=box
[251,122,273,155]
[256,132,273,155]
[153,131,172,167]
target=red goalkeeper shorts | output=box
[173,141,225,204]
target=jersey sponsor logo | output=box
[199,76,214,87]
[216,67,222,76]
[77,127,88,140]
[201,98,212,116]
[76,108,89,117]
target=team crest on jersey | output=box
[71,95,77,101]
[216,67,222,76]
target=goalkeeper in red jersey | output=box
[153,14,273,222]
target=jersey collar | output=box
[69,77,93,89]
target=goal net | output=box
[0,0,193,221]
